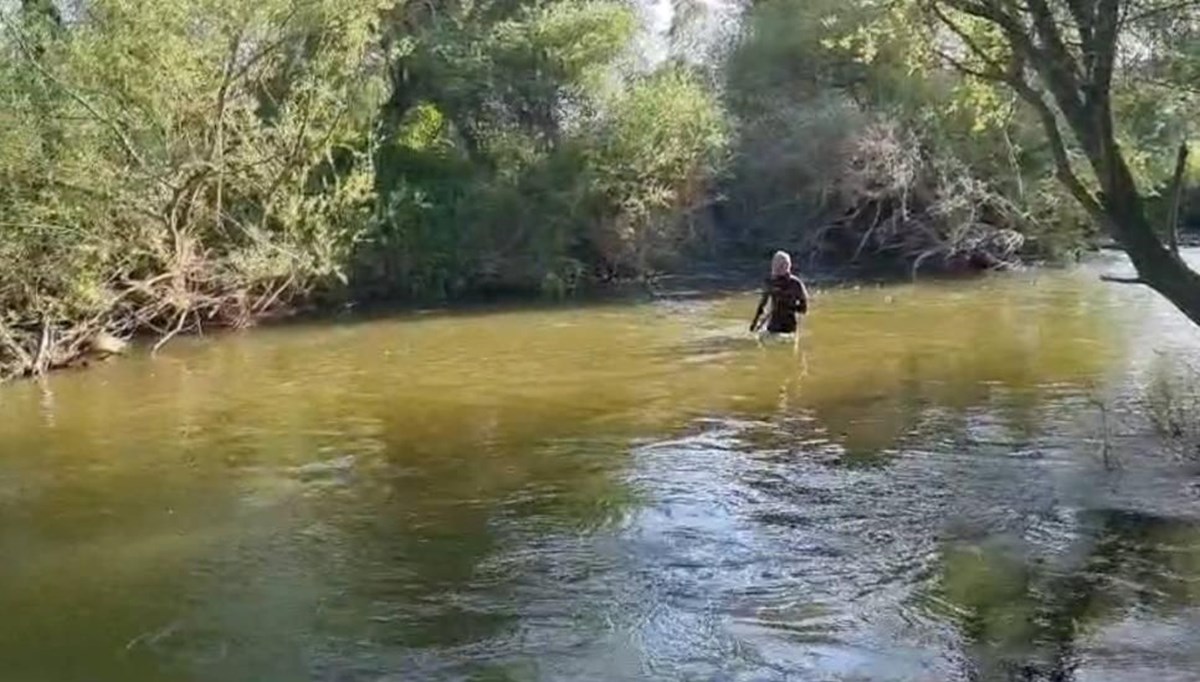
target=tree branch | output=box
[1091,0,1121,95]
[1024,0,1090,117]
[1167,142,1189,254]
[926,1,1105,222]
[941,0,1089,124]
[0,318,34,373]
[212,25,248,241]
[1100,274,1146,284]
[1009,77,1106,221]
[1122,0,1200,27]
[1063,0,1095,48]
[928,2,1010,76]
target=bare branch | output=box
[0,318,34,372]
[152,309,190,355]
[31,320,51,376]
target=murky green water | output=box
[2,253,1199,682]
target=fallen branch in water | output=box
[1100,274,1145,285]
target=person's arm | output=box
[750,289,770,331]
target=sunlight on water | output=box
[1,253,1198,681]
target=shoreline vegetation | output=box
[4,0,1200,382]
[0,244,1124,381]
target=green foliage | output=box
[7,0,1200,377]
[361,1,726,298]
[720,0,873,248]
[577,68,729,270]
[845,0,1200,212]
[0,0,383,327]
[0,0,731,375]
[719,0,1115,268]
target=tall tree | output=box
[908,0,1200,325]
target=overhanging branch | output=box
[1012,78,1107,222]
[927,2,1009,76]
[941,0,1089,125]
[925,1,1105,223]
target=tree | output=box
[910,0,1200,325]
[0,0,384,378]
[363,0,727,297]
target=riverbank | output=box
[3,229,1134,386]
[0,250,1053,384]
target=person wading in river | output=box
[750,251,809,336]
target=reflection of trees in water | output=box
[735,343,1088,466]
[929,509,1200,681]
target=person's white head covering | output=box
[771,250,792,277]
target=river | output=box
[1,252,1199,682]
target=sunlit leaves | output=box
[0,0,388,324]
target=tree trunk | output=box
[1099,154,1200,327]
[929,0,1200,328]
[1046,72,1200,328]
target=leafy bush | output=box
[0,0,383,377]
[0,0,732,377]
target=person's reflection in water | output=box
[773,335,809,415]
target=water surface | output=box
[2,253,1199,681]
